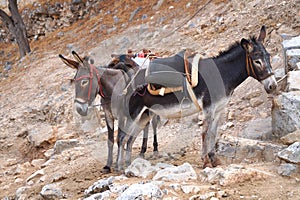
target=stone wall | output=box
[272,35,300,137]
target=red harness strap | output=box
[75,64,105,101]
[91,64,105,98]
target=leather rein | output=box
[245,53,273,81]
[74,64,105,102]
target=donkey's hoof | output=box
[113,165,125,173]
[114,168,125,174]
[125,161,131,167]
[152,151,159,158]
[211,157,222,167]
[202,161,213,169]
[101,166,111,174]
[208,152,221,167]
[202,157,212,169]
[138,153,145,159]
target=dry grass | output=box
[1,0,202,72]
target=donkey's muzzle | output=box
[261,75,277,94]
[74,100,89,116]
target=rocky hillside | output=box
[0,0,299,199]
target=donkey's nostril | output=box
[75,101,88,116]
[268,85,272,90]
[269,83,277,91]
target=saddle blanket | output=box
[145,49,200,88]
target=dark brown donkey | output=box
[110,25,277,171]
[61,26,277,172]
[59,52,159,173]
[107,54,160,160]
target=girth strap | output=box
[185,78,202,111]
[184,51,201,87]
[184,51,191,84]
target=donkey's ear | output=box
[89,58,94,64]
[72,51,84,63]
[241,38,254,53]
[257,25,266,42]
[59,54,79,69]
[82,56,91,68]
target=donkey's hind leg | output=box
[139,122,150,158]
[152,115,159,156]
[115,116,130,172]
[139,114,159,158]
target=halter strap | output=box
[245,53,274,81]
[94,65,105,98]
[75,64,105,102]
[245,52,258,79]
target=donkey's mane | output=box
[214,41,241,59]
[214,36,257,61]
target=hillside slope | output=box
[0,0,299,199]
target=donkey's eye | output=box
[81,80,89,86]
[253,52,262,58]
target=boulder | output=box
[27,125,57,147]
[280,129,300,145]
[116,182,163,200]
[287,71,300,91]
[240,117,273,141]
[272,91,300,138]
[53,139,79,154]
[40,184,64,200]
[282,35,300,72]
[278,163,298,176]
[125,158,157,178]
[277,142,300,164]
[286,49,300,72]
[217,135,285,163]
[153,162,197,181]
[200,164,272,186]
[84,177,114,198]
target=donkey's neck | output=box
[213,44,249,95]
[97,67,128,99]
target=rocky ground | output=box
[0,0,300,199]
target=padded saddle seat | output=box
[145,50,192,88]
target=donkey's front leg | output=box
[125,124,147,167]
[125,112,152,166]
[102,110,114,173]
[103,124,114,173]
[201,117,210,168]
[202,104,225,168]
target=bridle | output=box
[74,64,105,102]
[246,52,258,80]
[245,52,273,81]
